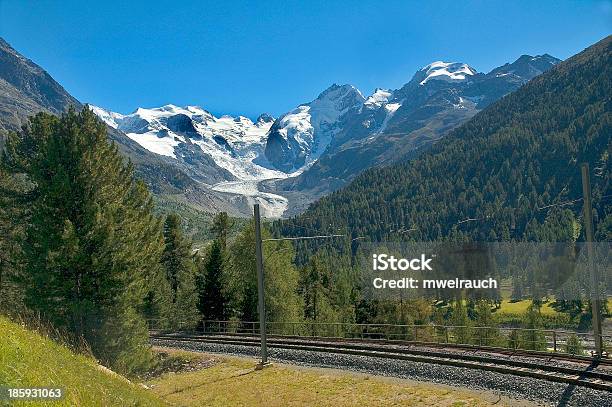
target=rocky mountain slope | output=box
[264,84,365,172]
[0,37,269,218]
[273,54,560,215]
[2,35,562,218]
[93,54,558,217]
[276,36,610,243]
[0,38,81,134]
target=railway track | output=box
[151,332,612,392]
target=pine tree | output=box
[473,300,501,346]
[211,212,233,249]
[3,108,164,374]
[199,239,226,320]
[451,299,472,344]
[299,250,356,335]
[0,164,25,314]
[161,213,199,329]
[195,212,235,322]
[226,221,302,327]
[141,271,173,330]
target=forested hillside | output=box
[0,109,303,372]
[277,36,611,245]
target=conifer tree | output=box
[211,211,233,249]
[226,221,302,326]
[451,299,472,344]
[299,250,356,334]
[196,212,234,321]
[473,300,501,346]
[161,213,199,329]
[0,164,25,313]
[199,239,226,320]
[3,108,164,374]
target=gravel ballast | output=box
[152,338,611,407]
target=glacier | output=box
[89,55,559,218]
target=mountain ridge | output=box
[1,34,565,219]
[276,36,611,244]
[91,53,559,217]
[272,53,560,215]
[0,37,81,134]
[0,37,267,218]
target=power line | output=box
[264,234,366,243]
[457,216,488,225]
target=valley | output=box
[0,35,562,219]
[0,5,609,405]
[0,2,609,406]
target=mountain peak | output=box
[489,53,560,80]
[256,113,275,124]
[418,61,477,85]
[311,83,365,114]
[315,83,363,101]
[364,88,392,108]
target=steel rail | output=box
[151,333,612,392]
[151,326,612,366]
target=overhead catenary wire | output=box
[262,234,345,242]
[456,194,611,225]
[454,160,586,227]
[537,197,584,211]
[537,194,611,211]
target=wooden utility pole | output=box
[253,204,270,369]
[581,163,603,357]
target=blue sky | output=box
[1,0,610,118]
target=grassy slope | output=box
[496,298,612,317]
[0,317,165,407]
[147,350,507,407]
[0,317,526,406]
[497,300,558,316]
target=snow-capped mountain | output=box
[417,61,477,85]
[276,54,561,215]
[363,88,392,108]
[90,104,296,217]
[90,104,285,180]
[264,84,365,173]
[489,54,560,79]
[91,54,560,217]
